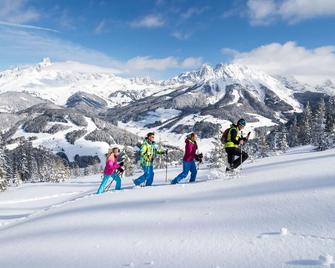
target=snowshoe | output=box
[225,167,240,177]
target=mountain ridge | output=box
[1,58,333,110]
[1,58,334,156]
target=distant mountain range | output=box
[0,58,334,157]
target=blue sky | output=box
[0,0,335,83]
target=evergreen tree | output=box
[325,96,335,145]
[17,140,30,181]
[26,141,33,179]
[313,98,328,150]
[254,128,270,157]
[278,125,289,152]
[30,149,41,182]
[0,168,6,191]
[122,145,135,176]
[0,135,8,191]
[8,155,20,186]
[300,102,313,145]
[269,128,280,151]
[70,163,80,177]
[288,115,299,147]
[52,160,70,182]
[3,148,15,184]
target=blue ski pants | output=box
[171,160,197,184]
[96,173,121,194]
[133,165,154,186]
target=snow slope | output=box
[0,148,334,268]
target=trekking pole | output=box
[197,151,200,170]
[240,131,243,171]
[240,131,250,171]
[105,169,123,192]
[105,179,115,192]
[240,143,243,171]
[165,149,168,182]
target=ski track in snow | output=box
[0,171,222,230]
[0,189,95,228]
[0,191,89,205]
[0,147,334,268]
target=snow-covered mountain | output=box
[0,58,165,107]
[1,59,334,157]
[165,63,302,110]
[104,64,309,144]
[1,58,330,112]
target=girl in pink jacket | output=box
[97,147,124,194]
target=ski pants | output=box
[171,160,197,184]
[133,165,154,186]
[96,173,121,194]
[225,147,248,169]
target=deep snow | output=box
[0,147,334,268]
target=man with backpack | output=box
[222,118,250,172]
[133,132,167,186]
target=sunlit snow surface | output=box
[0,146,334,268]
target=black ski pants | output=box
[225,147,248,169]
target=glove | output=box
[117,167,124,173]
[160,149,168,155]
[195,153,203,163]
[119,161,124,167]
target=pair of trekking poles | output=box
[238,131,251,171]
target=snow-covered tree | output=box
[208,131,227,170]
[288,115,299,147]
[16,140,31,182]
[52,160,71,182]
[122,145,135,176]
[269,128,280,151]
[0,135,8,191]
[83,167,89,176]
[255,128,270,157]
[325,96,335,145]
[70,163,81,177]
[278,125,289,152]
[313,98,328,150]
[300,102,313,145]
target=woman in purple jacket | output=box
[171,133,198,184]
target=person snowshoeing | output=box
[171,132,202,184]
[133,132,166,186]
[224,118,250,172]
[96,147,124,194]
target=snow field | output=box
[0,147,334,267]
